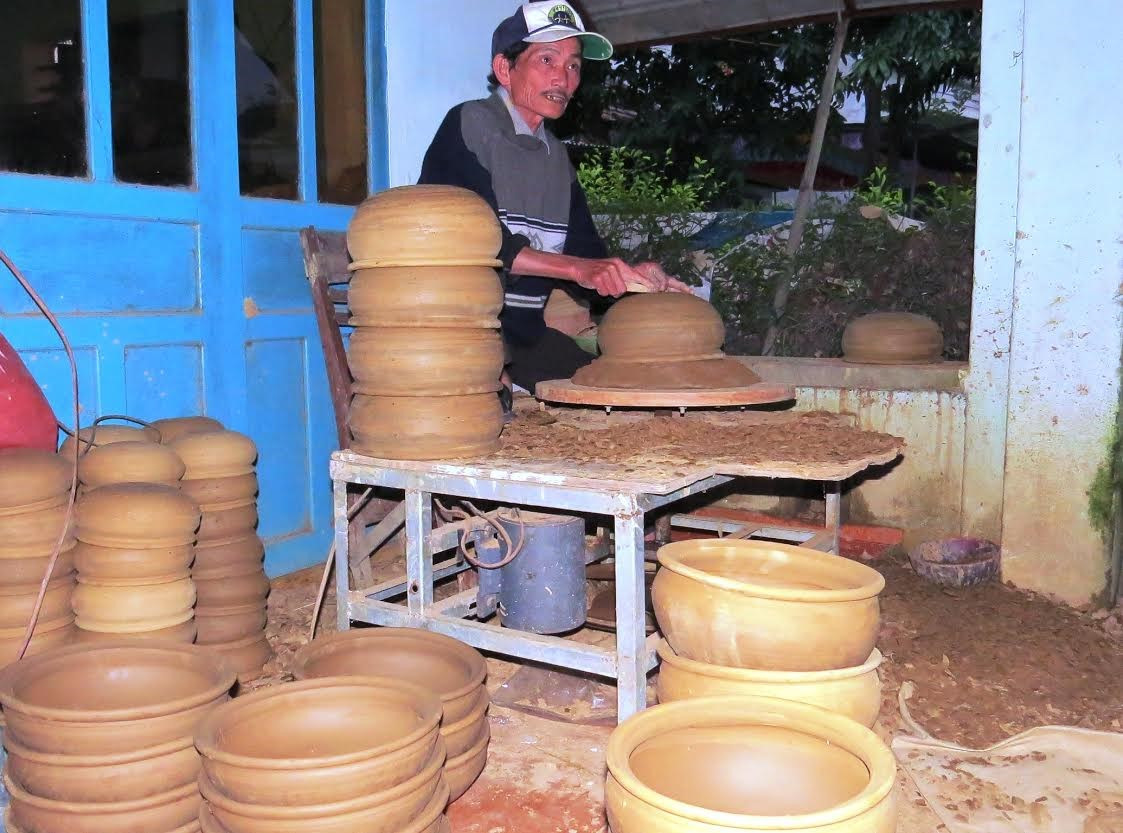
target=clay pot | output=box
[193,564,269,607]
[5,734,200,802]
[656,641,883,728]
[605,695,897,833]
[0,544,75,585]
[440,688,489,758]
[208,631,273,680]
[5,772,201,833]
[346,184,502,265]
[0,498,74,550]
[0,641,235,754]
[350,392,502,460]
[573,355,761,391]
[59,424,161,458]
[841,311,943,364]
[0,449,72,511]
[197,504,259,543]
[349,327,503,396]
[445,721,490,802]
[349,265,503,327]
[75,482,200,548]
[72,540,195,581]
[77,441,186,490]
[151,416,225,444]
[195,602,267,644]
[652,539,884,671]
[292,628,488,723]
[0,618,76,666]
[170,431,258,478]
[71,576,195,632]
[180,473,259,510]
[0,575,75,629]
[193,535,264,572]
[72,617,197,644]
[598,294,726,361]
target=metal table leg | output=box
[825,481,842,554]
[333,477,351,631]
[614,504,647,721]
[404,489,434,615]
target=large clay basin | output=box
[350,392,502,460]
[349,327,503,396]
[5,734,200,802]
[180,473,259,510]
[349,265,502,327]
[72,576,196,631]
[77,441,186,489]
[652,539,884,671]
[193,535,264,572]
[440,688,489,757]
[0,449,72,511]
[197,504,259,543]
[0,641,234,754]
[151,416,225,444]
[193,564,270,607]
[195,676,443,806]
[72,541,195,581]
[195,601,267,644]
[59,424,160,458]
[292,627,487,723]
[75,482,200,548]
[0,499,74,549]
[170,431,258,478]
[445,721,490,802]
[656,641,883,728]
[605,695,897,833]
[0,575,75,628]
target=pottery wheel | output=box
[535,379,796,409]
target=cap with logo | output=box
[492,2,613,61]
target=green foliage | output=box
[1087,421,1122,537]
[855,166,905,214]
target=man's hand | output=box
[509,249,693,297]
[632,262,693,294]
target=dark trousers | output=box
[505,327,594,393]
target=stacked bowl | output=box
[345,184,506,460]
[151,417,226,446]
[0,450,77,664]
[0,641,235,833]
[58,423,160,459]
[171,431,271,679]
[293,628,491,802]
[195,677,451,833]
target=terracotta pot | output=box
[58,424,161,459]
[445,720,490,802]
[5,772,201,833]
[292,627,488,724]
[652,539,884,671]
[180,474,259,510]
[193,535,264,572]
[573,355,761,391]
[841,311,943,364]
[73,617,197,644]
[0,618,76,666]
[170,431,258,478]
[0,531,77,561]
[73,540,195,581]
[0,449,72,511]
[195,602,267,644]
[346,184,502,265]
[0,545,75,585]
[6,808,202,833]
[76,482,200,548]
[72,576,195,631]
[151,416,225,445]
[208,631,273,680]
[197,504,259,544]
[350,327,503,396]
[349,265,503,328]
[597,293,726,361]
[77,441,187,490]
[0,498,74,550]
[5,734,200,802]
[656,641,883,728]
[193,565,269,607]
[605,695,897,833]
[350,393,502,460]
[0,574,75,628]
[440,688,489,758]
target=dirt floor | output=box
[249,542,1123,833]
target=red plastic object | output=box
[0,332,58,450]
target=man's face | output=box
[494,39,583,130]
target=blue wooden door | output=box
[0,0,386,576]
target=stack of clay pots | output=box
[0,641,235,833]
[195,677,451,833]
[0,450,77,665]
[170,430,271,679]
[345,184,506,460]
[58,423,160,459]
[293,628,491,803]
[71,482,201,643]
[151,416,226,445]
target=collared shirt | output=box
[496,87,550,153]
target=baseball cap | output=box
[492,2,613,61]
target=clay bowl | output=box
[73,617,197,644]
[195,601,267,644]
[197,503,259,543]
[349,327,503,396]
[0,618,76,666]
[5,772,201,833]
[0,545,75,585]
[170,431,258,478]
[349,265,503,327]
[151,416,225,445]
[195,676,443,806]
[209,631,273,680]
[0,449,72,512]
[77,441,186,490]
[350,392,502,460]
[292,628,488,724]
[193,535,265,572]
[193,564,270,607]
[841,311,943,364]
[652,539,884,671]
[445,720,490,802]
[346,184,502,265]
[605,695,897,833]
[5,734,200,802]
[72,576,196,631]
[0,574,75,629]
[656,640,884,728]
[0,498,74,549]
[75,482,200,548]
[440,687,490,757]
[907,537,1001,587]
[180,473,259,510]
[58,424,161,459]
[573,355,761,391]
[72,540,195,581]
[597,293,726,362]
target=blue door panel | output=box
[123,343,206,420]
[241,229,311,311]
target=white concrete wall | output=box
[383,0,513,186]
[966,0,1123,605]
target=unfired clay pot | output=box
[72,541,195,581]
[841,311,943,364]
[75,482,201,548]
[346,184,502,266]
[196,503,259,543]
[71,617,197,644]
[0,449,72,511]
[0,499,74,550]
[180,473,259,510]
[208,631,273,680]
[656,641,883,728]
[350,393,502,460]
[151,416,225,444]
[0,575,75,629]
[349,327,503,396]
[77,441,187,490]
[0,545,75,585]
[573,356,761,390]
[0,618,76,667]
[652,539,884,671]
[171,431,258,478]
[445,722,490,802]
[193,535,265,572]
[605,695,897,833]
[195,602,267,645]
[348,265,503,328]
[59,424,160,458]
[193,564,270,607]
[440,688,490,758]
[292,628,488,723]
[71,576,196,632]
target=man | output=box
[418,1,688,399]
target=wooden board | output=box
[535,378,796,408]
